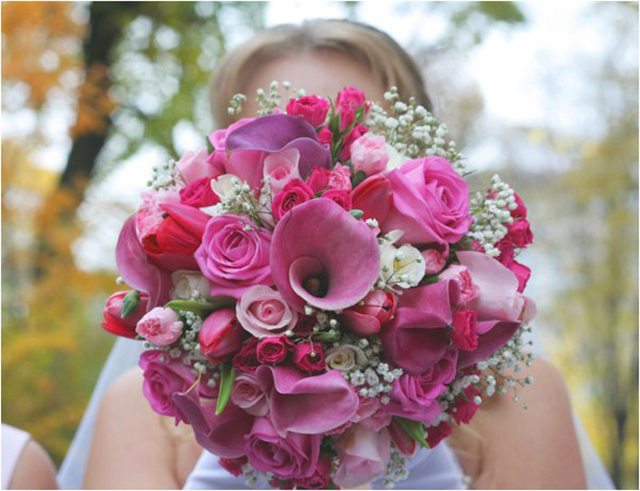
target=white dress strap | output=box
[1,424,31,490]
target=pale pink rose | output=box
[334,425,391,488]
[236,285,298,337]
[230,373,269,417]
[263,148,302,194]
[422,248,446,275]
[328,163,353,191]
[136,307,183,346]
[135,189,180,241]
[176,149,221,185]
[439,264,478,306]
[350,134,389,176]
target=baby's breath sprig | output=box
[146,159,179,190]
[383,444,411,488]
[227,93,247,117]
[367,86,466,175]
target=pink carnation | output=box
[136,307,183,346]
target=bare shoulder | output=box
[10,438,58,489]
[450,358,587,489]
[84,368,180,489]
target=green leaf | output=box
[165,297,234,316]
[395,417,429,448]
[351,170,367,188]
[216,363,236,415]
[349,209,364,220]
[121,290,140,318]
[313,330,341,342]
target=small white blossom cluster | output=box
[467,175,518,257]
[146,159,179,190]
[438,372,483,413]
[254,80,302,116]
[477,325,535,403]
[308,307,341,340]
[227,93,247,117]
[205,176,273,229]
[367,86,466,175]
[240,464,271,487]
[383,444,410,488]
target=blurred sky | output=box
[4,1,627,275]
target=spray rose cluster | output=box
[103,84,536,489]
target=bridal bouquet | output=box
[103,83,536,489]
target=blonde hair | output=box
[209,19,432,128]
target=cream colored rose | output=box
[325,344,368,372]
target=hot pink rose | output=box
[102,290,149,339]
[245,417,321,480]
[317,126,333,148]
[504,219,534,248]
[233,338,260,374]
[236,286,298,338]
[422,248,446,275]
[383,156,473,248]
[263,148,302,194]
[341,290,397,337]
[321,189,352,211]
[292,342,326,373]
[449,385,482,425]
[271,179,315,221]
[195,215,272,298]
[218,456,247,477]
[387,348,458,424]
[340,123,368,162]
[139,350,197,421]
[451,309,478,352]
[334,425,391,488]
[256,335,294,364]
[136,307,183,346]
[231,373,269,417]
[179,177,220,208]
[439,264,478,306]
[336,86,367,131]
[199,308,243,363]
[286,95,330,127]
[350,134,389,176]
[176,149,222,185]
[425,420,452,448]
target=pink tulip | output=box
[334,425,391,488]
[199,308,243,363]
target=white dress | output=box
[1,424,31,490]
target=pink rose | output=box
[286,95,330,127]
[218,456,247,477]
[351,174,393,225]
[233,338,260,374]
[504,219,534,248]
[139,350,197,421]
[336,86,367,131]
[387,348,458,424]
[511,192,528,219]
[135,189,180,242]
[341,290,397,337]
[317,126,333,148]
[383,156,473,248]
[340,123,368,162]
[422,248,446,275]
[350,134,389,176]
[102,290,149,339]
[451,309,478,352]
[292,342,326,373]
[334,425,391,488]
[245,417,321,480]
[449,385,482,425]
[439,264,478,306]
[179,177,220,208]
[496,240,531,293]
[271,179,315,221]
[293,454,331,490]
[321,189,352,211]
[176,149,221,185]
[136,307,183,346]
[263,148,302,194]
[199,308,243,363]
[425,420,452,448]
[236,285,298,338]
[256,335,294,364]
[231,373,269,417]
[195,215,272,298]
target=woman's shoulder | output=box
[5,433,58,490]
[450,357,587,489]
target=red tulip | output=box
[101,290,149,338]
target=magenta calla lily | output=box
[255,365,359,436]
[270,198,380,312]
[225,114,332,189]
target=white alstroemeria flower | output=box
[325,344,368,372]
[385,143,410,171]
[379,230,426,288]
[170,271,210,300]
[200,203,225,217]
[210,174,240,201]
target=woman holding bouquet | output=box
[69,20,609,490]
